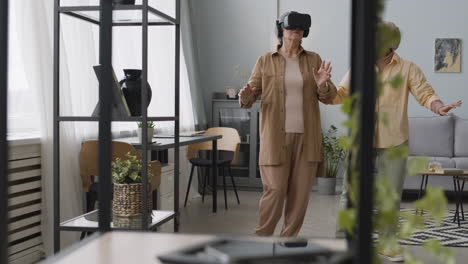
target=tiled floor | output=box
[164,190,468,263]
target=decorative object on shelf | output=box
[113,0,136,5]
[92,65,132,118]
[120,69,152,116]
[435,38,461,73]
[318,125,346,195]
[225,86,239,99]
[137,121,155,143]
[112,153,153,218]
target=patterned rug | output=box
[396,209,468,247]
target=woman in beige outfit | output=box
[239,11,337,237]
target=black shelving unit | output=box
[53,0,181,253]
[350,1,377,264]
[1,0,9,263]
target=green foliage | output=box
[398,211,426,237]
[322,125,347,178]
[402,252,424,264]
[340,93,358,115]
[376,21,401,58]
[337,208,356,235]
[374,177,399,213]
[377,111,389,126]
[407,156,429,177]
[389,74,404,90]
[376,74,384,97]
[111,152,152,184]
[137,121,155,128]
[385,144,409,160]
[414,186,448,226]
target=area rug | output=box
[396,209,468,247]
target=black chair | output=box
[183,127,241,209]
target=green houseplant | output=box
[318,125,347,195]
[111,152,153,219]
[136,121,155,143]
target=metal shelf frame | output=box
[59,210,175,232]
[52,0,181,253]
[59,4,177,26]
[1,0,9,263]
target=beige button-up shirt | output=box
[332,53,441,148]
[241,48,337,165]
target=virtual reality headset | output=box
[276,12,312,38]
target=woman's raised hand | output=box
[239,84,257,105]
[313,61,332,89]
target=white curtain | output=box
[11,0,197,256]
[13,0,97,254]
[181,0,207,129]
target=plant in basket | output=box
[111,152,153,219]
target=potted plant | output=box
[112,153,152,225]
[318,125,346,195]
[136,121,155,143]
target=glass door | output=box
[218,107,251,185]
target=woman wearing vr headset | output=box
[239,11,337,237]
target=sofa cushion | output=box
[454,115,468,157]
[453,157,468,170]
[409,116,454,157]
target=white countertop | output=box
[42,232,347,264]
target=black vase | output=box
[120,69,152,116]
[113,0,136,5]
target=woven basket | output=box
[113,183,152,217]
[113,215,152,229]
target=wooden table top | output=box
[419,170,468,176]
[43,232,347,264]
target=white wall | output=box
[191,0,468,130]
[384,0,468,118]
[190,0,277,120]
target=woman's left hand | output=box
[313,61,332,89]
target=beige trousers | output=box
[255,133,318,237]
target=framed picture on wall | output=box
[435,38,461,73]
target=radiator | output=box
[7,141,44,264]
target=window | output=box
[7,4,40,137]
